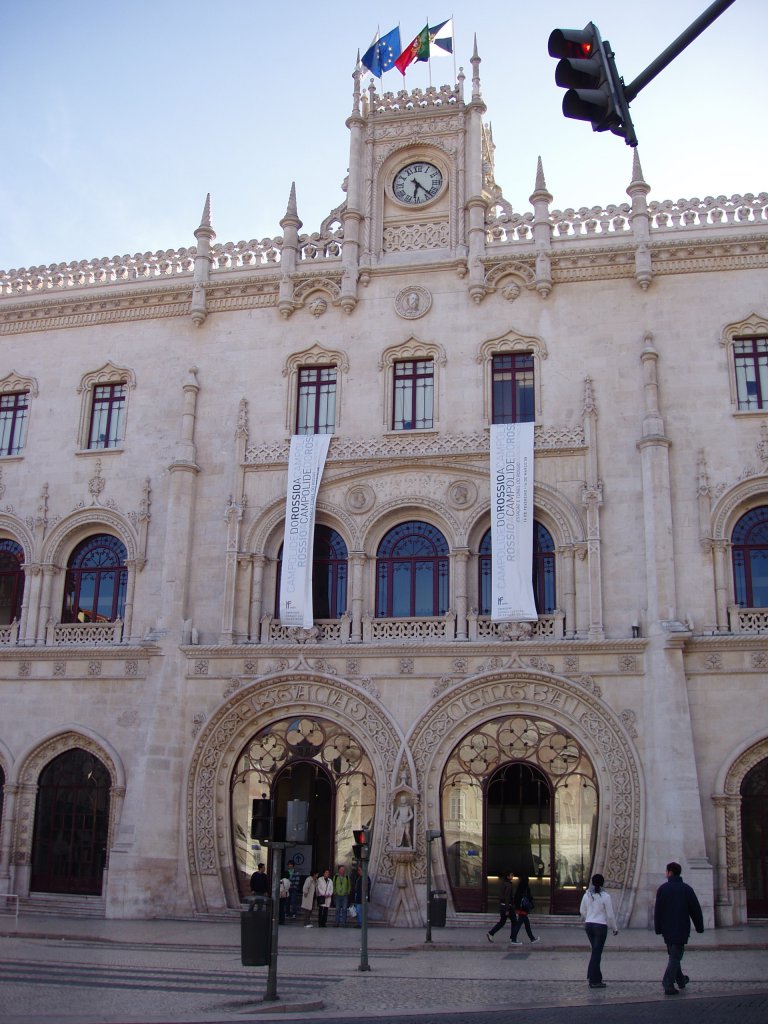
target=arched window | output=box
[274,526,348,619]
[732,507,768,607]
[376,521,449,617]
[0,538,25,625]
[62,534,128,623]
[478,522,556,616]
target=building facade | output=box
[0,52,767,926]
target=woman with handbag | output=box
[510,874,540,945]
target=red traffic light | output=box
[548,28,594,61]
[355,828,369,845]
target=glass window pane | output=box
[392,562,412,617]
[749,550,768,607]
[414,561,434,616]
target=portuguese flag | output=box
[395,24,430,75]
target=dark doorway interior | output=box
[30,748,110,895]
[273,760,334,875]
[486,762,551,910]
[742,757,768,918]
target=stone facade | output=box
[0,52,767,926]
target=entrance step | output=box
[20,893,106,918]
[453,912,581,928]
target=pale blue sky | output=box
[1,1,763,270]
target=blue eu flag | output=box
[362,27,402,78]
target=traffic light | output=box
[250,798,272,842]
[548,23,636,146]
[353,826,372,861]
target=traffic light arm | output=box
[623,0,736,103]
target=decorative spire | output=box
[471,35,481,100]
[628,148,649,194]
[535,156,547,193]
[194,193,215,243]
[280,182,302,232]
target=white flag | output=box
[490,422,537,621]
[279,434,331,628]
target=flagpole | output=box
[427,15,432,87]
[452,14,457,86]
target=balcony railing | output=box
[47,620,124,645]
[728,606,768,634]
[470,611,565,641]
[0,620,20,645]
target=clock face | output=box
[392,162,444,206]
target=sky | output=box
[0,0,763,272]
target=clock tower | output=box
[341,39,492,295]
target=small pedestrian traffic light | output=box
[548,23,636,146]
[353,827,371,860]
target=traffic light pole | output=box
[264,841,285,1003]
[623,0,736,103]
[425,829,442,944]
[358,854,371,972]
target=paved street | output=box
[0,915,767,1023]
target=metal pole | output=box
[425,835,433,944]
[623,0,737,102]
[358,856,371,972]
[264,842,285,1003]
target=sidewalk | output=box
[2,914,768,1023]
[3,911,768,952]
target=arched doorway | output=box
[30,749,110,895]
[230,717,375,897]
[741,757,768,917]
[441,716,598,914]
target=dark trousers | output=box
[585,922,608,983]
[663,942,687,990]
[488,903,509,936]
[510,912,534,941]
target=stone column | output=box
[36,564,57,644]
[453,549,469,640]
[559,545,576,639]
[634,334,713,926]
[349,552,366,643]
[249,555,266,643]
[712,540,731,632]
[0,783,18,890]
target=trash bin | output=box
[429,889,447,928]
[241,896,272,965]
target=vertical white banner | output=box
[279,433,331,628]
[490,422,537,621]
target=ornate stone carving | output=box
[446,479,476,510]
[408,668,642,915]
[345,484,375,514]
[186,672,403,915]
[394,286,432,319]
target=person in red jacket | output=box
[653,861,704,995]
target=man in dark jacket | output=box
[654,861,704,995]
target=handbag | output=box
[520,895,534,912]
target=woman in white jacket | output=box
[579,873,618,989]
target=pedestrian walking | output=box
[316,868,333,928]
[509,874,540,945]
[654,861,704,995]
[301,869,318,927]
[486,871,514,942]
[579,873,618,988]
[333,864,351,926]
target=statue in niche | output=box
[391,792,415,849]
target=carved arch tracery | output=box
[185,670,404,914]
[406,665,642,922]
